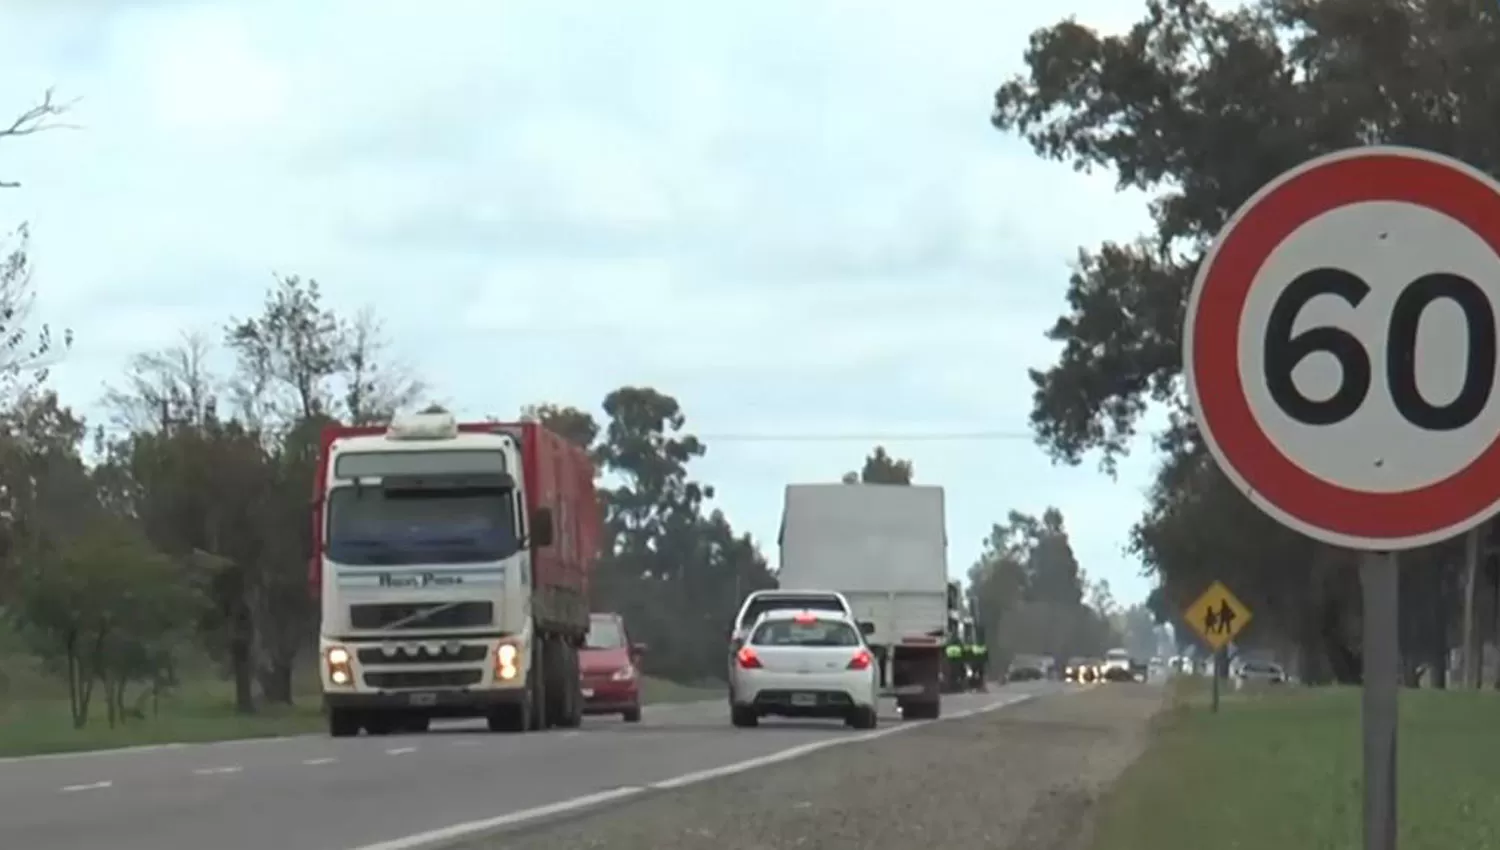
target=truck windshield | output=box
[325,486,520,565]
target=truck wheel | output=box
[401,714,430,733]
[898,699,940,721]
[730,705,758,728]
[328,708,360,738]
[555,644,583,729]
[528,640,548,732]
[365,716,395,735]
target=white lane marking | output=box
[560,731,581,739]
[192,765,243,776]
[0,743,186,765]
[303,757,337,765]
[348,787,646,850]
[345,691,1037,850]
[385,747,417,756]
[59,780,112,793]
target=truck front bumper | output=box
[324,688,525,718]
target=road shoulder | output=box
[450,685,1162,850]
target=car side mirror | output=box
[530,506,555,547]
[630,642,648,657]
[858,621,875,636]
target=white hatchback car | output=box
[729,609,878,730]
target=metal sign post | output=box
[1362,553,1398,850]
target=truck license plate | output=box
[791,693,817,707]
[581,688,594,698]
[408,692,437,707]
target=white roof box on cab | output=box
[386,411,459,441]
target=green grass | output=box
[1090,678,1500,850]
[0,648,722,758]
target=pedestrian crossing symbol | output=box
[1183,581,1252,651]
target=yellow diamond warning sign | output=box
[1183,581,1252,651]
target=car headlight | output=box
[611,665,635,681]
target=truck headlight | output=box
[325,646,353,687]
[495,642,521,681]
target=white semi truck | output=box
[777,482,950,719]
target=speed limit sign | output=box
[1185,146,1500,551]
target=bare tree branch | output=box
[1,88,81,189]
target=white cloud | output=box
[0,0,1166,601]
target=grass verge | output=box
[0,670,722,758]
[1089,678,1500,850]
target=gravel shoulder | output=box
[453,684,1163,850]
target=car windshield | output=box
[325,485,520,566]
[585,619,626,649]
[751,619,861,647]
[738,595,845,629]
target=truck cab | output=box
[312,412,597,737]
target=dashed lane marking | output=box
[303,757,337,765]
[192,765,243,776]
[385,747,417,756]
[59,780,112,793]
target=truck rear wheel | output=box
[899,699,941,721]
[553,642,583,729]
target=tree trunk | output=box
[258,661,293,705]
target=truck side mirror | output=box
[531,507,555,547]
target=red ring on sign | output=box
[1193,152,1500,542]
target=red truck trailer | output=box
[310,411,599,736]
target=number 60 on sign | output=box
[1185,146,1500,551]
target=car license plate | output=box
[408,692,437,707]
[581,688,594,698]
[791,693,817,707]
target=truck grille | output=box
[364,669,484,690]
[348,601,493,630]
[356,645,489,665]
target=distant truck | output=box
[310,411,600,737]
[777,483,949,720]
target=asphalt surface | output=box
[0,681,1064,850]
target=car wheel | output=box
[622,706,642,723]
[730,705,759,728]
[848,706,878,730]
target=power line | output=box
[692,430,1035,443]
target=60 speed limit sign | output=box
[1184,146,1500,551]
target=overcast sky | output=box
[0,1,1170,604]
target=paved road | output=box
[0,682,1063,850]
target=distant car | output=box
[728,609,878,730]
[1101,648,1135,682]
[1064,657,1098,683]
[729,589,854,654]
[1006,655,1046,682]
[1235,660,1287,687]
[580,612,646,723]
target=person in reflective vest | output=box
[966,643,989,690]
[945,641,966,691]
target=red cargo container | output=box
[309,420,599,636]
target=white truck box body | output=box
[778,483,949,649]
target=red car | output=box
[580,612,645,722]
